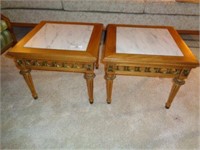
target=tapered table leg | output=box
[105,74,116,104]
[20,69,38,99]
[84,73,95,104]
[96,61,99,69]
[95,54,99,69]
[95,46,101,69]
[165,77,185,109]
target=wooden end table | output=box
[102,24,199,109]
[8,21,103,104]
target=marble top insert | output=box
[24,23,94,51]
[116,27,183,56]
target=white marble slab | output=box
[116,27,183,56]
[24,23,94,51]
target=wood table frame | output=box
[8,21,103,104]
[102,24,199,109]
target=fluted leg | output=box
[165,77,185,109]
[105,74,116,104]
[84,73,95,104]
[20,69,38,99]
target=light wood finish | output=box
[165,77,185,109]
[8,21,103,103]
[84,73,95,104]
[105,73,116,104]
[102,24,199,109]
[19,69,38,99]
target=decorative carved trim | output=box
[173,78,185,85]
[107,65,115,72]
[182,69,191,77]
[104,74,116,80]
[106,65,190,77]
[116,66,181,74]
[84,73,96,80]
[16,59,93,71]
[19,69,31,75]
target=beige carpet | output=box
[1,46,199,149]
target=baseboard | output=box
[177,30,199,35]
[11,22,37,27]
[11,22,199,35]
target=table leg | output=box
[105,74,116,104]
[165,77,185,109]
[95,47,100,69]
[96,60,99,69]
[84,73,95,104]
[20,69,38,99]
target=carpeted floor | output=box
[0,27,199,149]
